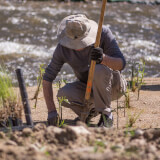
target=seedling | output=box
[116,97,119,129]
[57,96,69,127]
[137,60,145,100]
[124,129,135,137]
[126,110,143,128]
[32,64,46,108]
[125,87,131,109]
[131,65,136,92]
[94,140,106,153]
[55,79,67,89]
[55,79,69,127]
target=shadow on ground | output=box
[141,85,160,91]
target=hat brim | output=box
[58,20,98,50]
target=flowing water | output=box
[0,1,159,86]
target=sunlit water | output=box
[0,1,159,86]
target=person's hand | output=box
[91,47,103,64]
[47,110,58,126]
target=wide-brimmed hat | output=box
[57,14,98,50]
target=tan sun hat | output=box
[57,14,98,50]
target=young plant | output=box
[116,97,119,129]
[137,60,145,100]
[94,140,106,153]
[57,96,69,127]
[55,79,68,127]
[131,65,136,92]
[125,87,131,109]
[32,64,45,108]
[0,66,22,126]
[126,110,143,128]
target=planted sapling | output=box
[32,64,46,108]
[57,96,69,127]
[126,110,143,128]
[137,60,145,100]
[55,79,69,127]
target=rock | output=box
[72,146,94,153]
[33,123,46,132]
[152,129,160,140]
[133,129,144,138]
[146,144,157,153]
[0,132,5,139]
[55,127,78,144]
[46,126,62,136]
[10,134,23,146]
[67,126,91,136]
[27,144,39,152]
[22,128,33,137]
[45,126,62,143]
[143,130,153,141]
[144,129,160,141]
[130,139,146,147]
[76,121,88,128]
[5,140,18,146]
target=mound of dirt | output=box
[0,78,159,159]
[0,123,160,160]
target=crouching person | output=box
[43,14,126,128]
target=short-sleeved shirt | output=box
[43,26,126,83]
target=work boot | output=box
[85,108,99,124]
[98,113,113,128]
[47,111,58,126]
[74,108,99,124]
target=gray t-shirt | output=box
[43,26,126,83]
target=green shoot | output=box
[125,87,131,109]
[59,119,65,128]
[32,64,45,108]
[55,79,68,89]
[94,140,106,153]
[0,65,22,124]
[137,60,145,100]
[57,96,69,127]
[55,79,68,127]
[126,110,143,128]
[131,65,136,92]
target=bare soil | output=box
[0,77,160,160]
[27,77,160,129]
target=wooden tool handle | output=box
[85,0,107,101]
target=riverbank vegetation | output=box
[0,66,22,127]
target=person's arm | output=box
[43,44,64,113]
[100,27,126,70]
[101,54,123,71]
[91,46,124,71]
[43,80,56,112]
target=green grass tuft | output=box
[0,66,22,125]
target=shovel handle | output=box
[85,0,107,101]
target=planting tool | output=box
[80,0,107,122]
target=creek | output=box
[0,1,159,86]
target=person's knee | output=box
[57,86,69,99]
[94,64,112,83]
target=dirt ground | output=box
[0,77,160,160]
[27,77,160,129]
